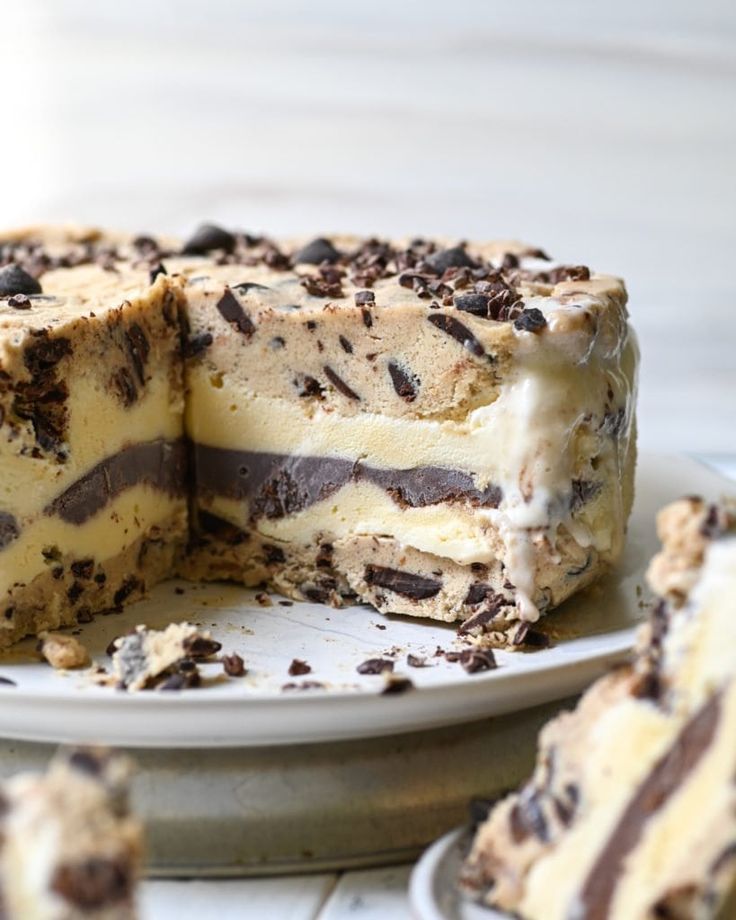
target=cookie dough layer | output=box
[0,747,141,919]
[461,497,736,919]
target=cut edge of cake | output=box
[460,495,736,920]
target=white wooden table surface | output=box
[2,1,734,915]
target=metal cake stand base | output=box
[0,698,570,876]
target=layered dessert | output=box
[0,227,186,648]
[0,747,141,919]
[0,224,638,647]
[461,496,736,919]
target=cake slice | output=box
[460,496,736,918]
[179,230,637,643]
[0,228,186,648]
[0,747,141,919]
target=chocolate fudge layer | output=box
[0,229,186,648]
[0,225,637,646]
[180,232,637,639]
[0,747,141,919]
[461,497,736,919]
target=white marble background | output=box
[1,3,735,916]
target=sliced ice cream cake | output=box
[0,224,638,647]
[461,496,736,919]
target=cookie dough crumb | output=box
[38,632,90,670]
[111,622,221,691]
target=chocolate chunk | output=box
[0,511,20,551]
[357,658,394,675]
[0,263,42,296]
[183,332,213,358]
[47,439,187,525]
[8,293,32,310]
[428,246,476,274]
[112,367,138,407]
[182,223,236,255]
[509,792,549,844]
[124,324,149,388]
[217,289,255,337]
[463,648,497,673]
[387,361,419,401]
[223,653,246,677]
[364,565,442,600]
[513,308,547,333]
[149,263,167,284]
[113,577,141,607]
[132,234,159,254]
[67,749,107,776]
[360,307,373,328]
[183,635,222,658]
[13,333,73,453]
[263,544,285,564]
[294,374,324,398]
[548,264,590,283]
[71,559,95,579]
[468,797,499,829]
[381,675,414,695]
[354,290,375,305]
[323,365,360,401]
[427,313,485,358]
[464,583,493,606]
[293,237,341,265]
[300,273,344,298]
[160,669,200,691]
[338,335,353,354]
[288,658,312,676]
[0,676,16,686]
[52,859,132,911]
[453,293,491,317]
[511,623,551,648]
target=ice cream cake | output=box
[461,496,736,919]
[0,746,141,919]
[0,224,638,647]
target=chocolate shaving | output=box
[357,658,394,675]
[288,658,312,676]
[427,313,485,358]
[323,365,360,401]
[387,361,419,401]
[364,565,442,600]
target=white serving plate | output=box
[0,453,729,749]
[410,827,495,920]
